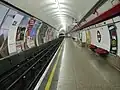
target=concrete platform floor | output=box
[51,38,120,90]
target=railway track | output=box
[0,37,63,90]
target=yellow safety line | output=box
[45,46,62,90]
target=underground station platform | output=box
[36,38,120,90]
[1,38,120,90]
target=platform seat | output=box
[89,44,97,51]
[95,48,109,56]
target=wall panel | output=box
[0,4,9,25]
[0,1,56,58]
[90,26,110,51]
[114,16,120,56]
[82,30,86,42]
[8,14,24,54]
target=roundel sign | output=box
[97,31,101,43]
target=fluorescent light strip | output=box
[54,0,67,30]
[55,0,61,13]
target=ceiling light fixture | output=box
[54,0,67,30]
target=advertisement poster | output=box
[86,30,91,45]
[36,21,42,46]
[16,15,30,52]
[30,20,41,37]
[36,23,48,45]
[115,21,120,56]
[44,26,50,42]
[52,28,57,39]
[28,20,41,47]
[31,20,42,46]
[8,14,24,54]
[24,18,36,49]
[107,23,118,54]
[45,27,53,42]
[82,31,86,43]
[79,31,82,41]
[0,4,9,58]
[0,7,17,58]
[0,4,9,26]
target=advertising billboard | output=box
[36,21,43,46]
[8,14,24,54]
[24,18,36,49]
[107,23,118,55]
[86,30,91,45]
[0,5,17,57]
[16,15,30,52]
[27,20,41,48]
[0,4,9,26]
[115,21,120,56]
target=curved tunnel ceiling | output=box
[5,0,99,31]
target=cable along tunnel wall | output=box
[0,37,64,90]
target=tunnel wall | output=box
[90,26,111,51]
[0,1,57,58]
[82,0,120,24]
[72,0,120,69]
[73,0,120,55]
[78,16,120,69]
[78,0,120,56]
[81,31,86,43]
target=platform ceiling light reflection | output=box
[6,0,99,29]
[53,0,67,31]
